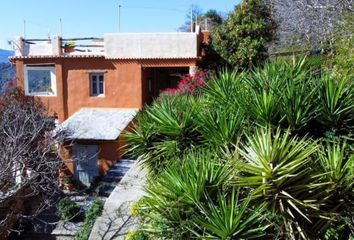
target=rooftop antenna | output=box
[60,18,63,37]
[118,4,122,32]
[190,6,193,32]
[23,20,26,38]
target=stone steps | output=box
[99,159,135,197]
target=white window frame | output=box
[24,65,57,96]
[90,73,105,97]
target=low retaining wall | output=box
[89,161,147,240]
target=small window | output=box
[25,65,56,96]
[90,74,104,96]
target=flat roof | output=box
[60,108,138,140]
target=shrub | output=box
[57,197,81,221]
[124,95,203,174]
[234,128,322,238]
[74,199,104,240]
[126,58,354,239]
[137,151,234,238]
[163,70,207,95]
[212,0,276,69]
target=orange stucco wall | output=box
[60,138,123,177]
[14,57,197,178]
[15,57,144,122]
[14,57,197,122]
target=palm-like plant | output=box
[192,188,269,239]
[234,128,324,239]
[202,70,245,108]
[196,106,245,151]
[310,142,354,237]
[124,95,202,174]
[241,61,285,127]
[276,58,320,132]
[318,75,354,130]
[138,151,234,238]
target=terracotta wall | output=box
[15,58,143,122]
[60,138,123,177]
[14,57,198,122]
[63,59,142,118]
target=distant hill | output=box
[0,49,15,95]
[0,49,14,63]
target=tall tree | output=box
[269,0,353,50]
[212,0,276,69]
[179,5,224,32]
[179,5,204,32]
[0,88,67,237]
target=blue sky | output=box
[0,0,240,50]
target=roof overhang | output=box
[59,108,138,141]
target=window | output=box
[25,65,56,96]
[90,73,104,96]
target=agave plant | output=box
[234,128,325,239]
[276,58,320,132]
[138,151,234,239]
[307,142,354,237]
[318,75,354,131]
[192,188,270,239]
[202,70,245,109]
[196,106,245,151]
[241,61,285,127]
[123,95,202,174]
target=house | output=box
[10,26,209,186]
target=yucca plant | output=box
[124,95,202,174]
[196,106,245,151]
[137,151,234,239]
[241,61,285,127]
[313,142,354,236]
[202,70,245,109]
[276,58,320,132]
[192,188,269,239]
[234,128,326,239]
[318,75,354,131]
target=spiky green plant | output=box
[202,70,245,108]
[196,106,245,151]
[124,95,202,174]
[242,58,320,131]
[192,188,269,239]
[137,151,234,239]
[234,128,325,239]
[276,58,320,132]
[318,76,354,131]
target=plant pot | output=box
[64,183,74,191]
[64,46,75,53]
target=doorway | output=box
[142,67,189,105]
[73,144,99,187]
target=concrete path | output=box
[89,161,147,240]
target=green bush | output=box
[125,58,354,239]
[212,0,276,69]
[126,230,150,240]
[74,199,104,240]
[57,197,81,221]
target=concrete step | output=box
[106,171,125,177]
[103,185,115,191]
[110,165,130,171]
[102,176,123,183]
[116,159,135,165]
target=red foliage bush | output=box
[163,70,207,95]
